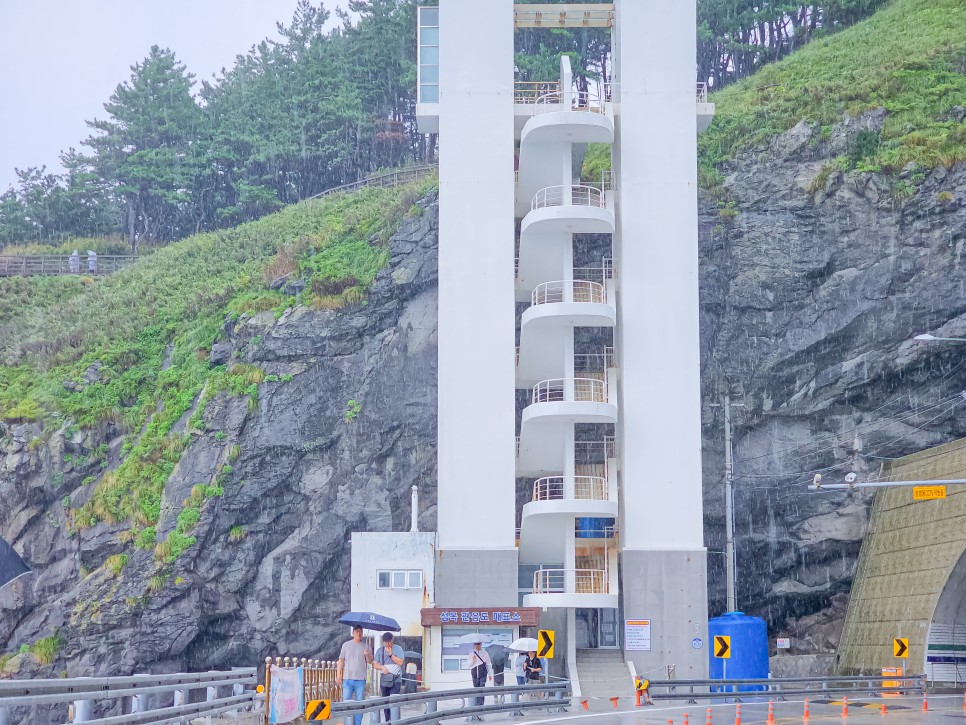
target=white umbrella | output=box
[457,632,493,645]
[509,637,538,652]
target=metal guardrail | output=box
[0,669,257,724]
[0,255,138,277]
[643,674,927,702]
[331,682,569,725]
[308,164,438,201]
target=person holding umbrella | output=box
[465,641,492,707]
[337,626,372,724]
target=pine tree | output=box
[86,46,203,251]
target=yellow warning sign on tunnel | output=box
[913,485,946,500]
[714,635,731,659]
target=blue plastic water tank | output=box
[576,517,615,538]
[708,612,768,692]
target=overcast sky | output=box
[0,0,352,191]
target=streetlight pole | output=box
[723,395,736,613]
[713,394,743,613]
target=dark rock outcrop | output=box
[0,195,439,683]
[700,113,966,645]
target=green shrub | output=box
[30,634,63,665]
[104,554,128,577]
[228,525,246,543]
[344,399,362,423]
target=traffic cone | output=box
[735,703,741,725]
[581,700,589,711]
[684,713,690,725]
[767,700,775,725]
[881,703,887,715]
[962,691,965,712]
[843,696,849,718]
[706,707,713,725]
[804,698,810,721]
[610,697,618,709]
[922,693,928,712]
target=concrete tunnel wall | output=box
[838,437,966,677]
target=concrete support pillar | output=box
[563,426,575,499]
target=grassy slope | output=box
[0,180,432,555]
[584,0,966,180]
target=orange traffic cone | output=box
[684,713,690,725]
[922,693,929,712]
[735,703,742,725]
[767,700,775,725]
[707,707,713,725]
[610,697,619,709]
[962,691,966,712]
[581,700,589,711]
[881,703,887,715]
[804,699,810,721]
[843,697,849,719]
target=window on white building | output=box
[377,569,424,589]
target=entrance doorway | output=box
[576,608,620,649]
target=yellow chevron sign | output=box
[306,699,331,720]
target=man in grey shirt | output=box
[338,626,372,724]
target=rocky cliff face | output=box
[0,194,439,684]
[700,111,966,650]
[2,119,966,679]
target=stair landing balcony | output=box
[524,563,619,609]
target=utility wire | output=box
[731,393,965,478]
[731,356,966,466]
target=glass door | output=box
[598,608,619,648]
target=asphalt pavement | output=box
[480,693,966,725]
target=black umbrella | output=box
[338,611,401,632]
[0,536,29,589]
[486,644,508,668]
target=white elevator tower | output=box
[417,0,715,687]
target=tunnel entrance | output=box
[927,546,966,684]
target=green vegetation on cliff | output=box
[583,0,966,182]
[702,0,966,170]
[0,179,433,538]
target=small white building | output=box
[349,531,436,638]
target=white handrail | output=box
[532,378,606,404]
[531,476,608,501]
[697,82,709,103]
[531,184,605,211]
[531,280,606,306]
[532,568,609,595]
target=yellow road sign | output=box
[713,635,731,659]
[537,629,555,658]
[913,485,946,501]
[306,699,331,720]
[635,677,650,691]
[894,638,909,658]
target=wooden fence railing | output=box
[0,254,139,277]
